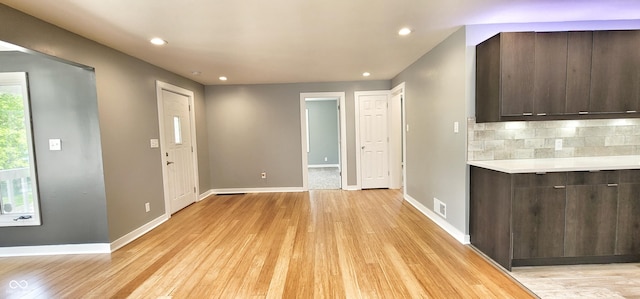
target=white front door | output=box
[161,89,196,214]
[357,92,389,189]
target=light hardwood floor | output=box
[0,189,533,298]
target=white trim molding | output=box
[404,194,470,244]
[198,189,216,201]
[0,243,110,257]
[300,92,347,191]
[110,214,169,252]
[212,187,305,195]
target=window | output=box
[173,116,182,144]
[0,72,40,226]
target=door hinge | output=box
[191,146,194,152]
[194,187,196,193]
[189,105,191,111]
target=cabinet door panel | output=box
[470,167,513,269]
[501,32,535,116]
[534,32,567,116]
[565,32,593,114]
[513,186,566,259]
[565,185,618,256]
[616,183,640,255]
[590,30,640,113]
[476,34,501,123]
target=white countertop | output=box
[468,155,640,173]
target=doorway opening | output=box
[300,92,346,190]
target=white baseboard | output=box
[344,185,360,191]
[0,243,110,257]
[308,164,340,168]
[198,189,215,201]
[110,214,169,252]
[212,187,305,194]
[404,194,470,244]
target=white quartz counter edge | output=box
[468,155,640,173]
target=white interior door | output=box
[162,89,196,214]
[358,92,389,189]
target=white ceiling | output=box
[3,0,640,85]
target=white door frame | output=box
[355,90,391,189]
[390,83,406,190]
[156,81,200,216]
[300,92,347,190]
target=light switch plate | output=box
[49,139,61,151]
[150,139,159,148]
[454,122,459,133]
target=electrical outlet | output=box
[145,202,150,212]
[261,172,267,179]
[555,139,563,151]
[324,157,328,162]
[454,121,459,133]
[49,139,61,151]
[434,198,446,219]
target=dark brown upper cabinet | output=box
[476,32,534,122]
[565,31,593,114]
[501,32,535,117]
[590,30,640,114]
[476,30,640,122]
[534,32,568,116]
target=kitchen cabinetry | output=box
[512,173,566,259]
[616,170,640,255]
[564,171,618,257]
[476,32,534,121]
[476,30,640,122]
[565,31,593,114]
[590,30,640,114]
[470,166,640,270]
[533,32,567,116]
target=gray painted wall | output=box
[0,51,109,246]
[205,81,390,189]
[306,100,339,165]
[392,28,469,234]
[0,4,209,243]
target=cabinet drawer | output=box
[567,171,619,185]
[513,172,566,188]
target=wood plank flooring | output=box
[0,189,533,298]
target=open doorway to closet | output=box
[300,92,346,190]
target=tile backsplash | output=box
[468,118,640,161]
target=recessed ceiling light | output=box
[150,38,167,46]
[398,28,412,36]
[219,76,228,81]
[191,71,201,76]
[362,72,371,77]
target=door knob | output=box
[167,161,174,165]
[361,146,365,149]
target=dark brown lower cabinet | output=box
[616,170,640,255]
[565,184,618,256]
[512,173,566,259]
[470,166,640,270]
